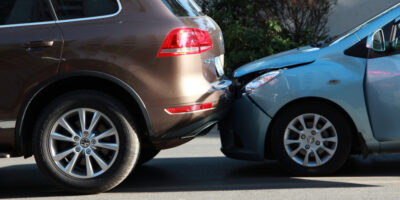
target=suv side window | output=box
[50,0,119,20]
[0,0,53,25]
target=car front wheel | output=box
[271,102,352,175]
[33,91,140,194]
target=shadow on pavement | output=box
[114,156,373,193]
[0,164,67,198]
[3,154,399,198]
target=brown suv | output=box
[0,0,230,194]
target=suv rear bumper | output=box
[147,78,232,149]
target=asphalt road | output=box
[1,128,400,200]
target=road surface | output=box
[1,129,400,200]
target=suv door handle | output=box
[26,41,54,52]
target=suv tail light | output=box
[157,27,213,57]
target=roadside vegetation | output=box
[197,0,337,75]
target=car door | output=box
[0,0,63,120]
[0,0,63,151]
[365,17,400,141]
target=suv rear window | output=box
[162,0,204,17]
[50,0,119,20]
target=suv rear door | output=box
[0,0,63,150]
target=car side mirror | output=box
[367,29,386,52]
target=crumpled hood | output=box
[234,46,320,78]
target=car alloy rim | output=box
[48,108,119,179]
[283,113,338,167]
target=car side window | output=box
[391,23,400,52]
[50,0,119,20]
[0,0,53,25]
[372,30,385,52]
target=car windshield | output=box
[311,3,400,48]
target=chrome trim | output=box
[211,79,232,90]
[0,21,56,29]
[215,55,225,77]
[0,120,16,129]
[0,0,122,29]
[161,47,199,54]
[204,55,225,77]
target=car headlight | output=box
[245,70,280,93]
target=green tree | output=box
[196,0,336,76]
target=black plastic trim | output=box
[344,37,369,58]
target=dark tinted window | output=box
[162,0,204,17]
[51,0,119,20]
[0,0,52,25]
[391,23,400,51]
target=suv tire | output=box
[33,90,140,194]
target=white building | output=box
[327,0,399,36]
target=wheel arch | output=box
[264,97,367,159]
[16,70,152,157]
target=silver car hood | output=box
[234,46,320,78]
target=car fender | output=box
[248,58,377,147]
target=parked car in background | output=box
[0,0,230,194]
[220,3,400,175]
